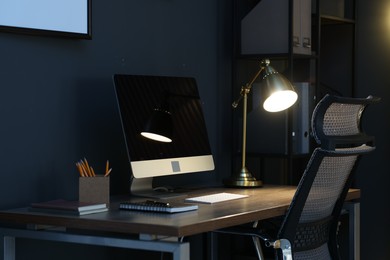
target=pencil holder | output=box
[79,176,110,206]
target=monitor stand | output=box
[129,177,186,199]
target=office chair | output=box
[216,94,380,259]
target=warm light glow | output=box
[141,132,172,143]
[263,90,298,112]
[386,4,390,44]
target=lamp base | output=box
[223,167,263,188]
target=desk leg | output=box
[207,232,217,260]
[139,234,189,260]
[344,201,360,260]
[172,243,189,260]
[2,236,15,260]
[0,228,189,260]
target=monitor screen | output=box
[113,74,215,197]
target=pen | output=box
[104,168,112,177]
[78,160,90,177]
[80,162,90,177]
[75,158,112,177]
[83,158,92,176]
[76,162,84,177]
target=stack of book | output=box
[30,199,108,215]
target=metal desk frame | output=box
[0,186,360,260]
[0,227,188,260]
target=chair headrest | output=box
[311,94,380,150]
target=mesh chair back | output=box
[277,95,379,260]
[312,95,378,149]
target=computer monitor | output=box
[113,74,215,198]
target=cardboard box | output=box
[79,176,110,206]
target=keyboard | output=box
[185,192,248,204]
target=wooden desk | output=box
[0,185,360,260]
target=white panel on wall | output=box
[0,0,90,37]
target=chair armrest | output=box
[214,226,274,244]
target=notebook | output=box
[119,200,198,213]
[30,199,108,216]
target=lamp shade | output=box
[141,108,173,142]
[262,65,298,112]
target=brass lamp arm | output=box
[232,59,269,109]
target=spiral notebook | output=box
[119,200,198,213]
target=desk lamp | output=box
[224,59,298,187]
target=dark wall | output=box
[0,1,232,258]
[355,1,390,259]
[1,0,388,259]
[0,0,232,208]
